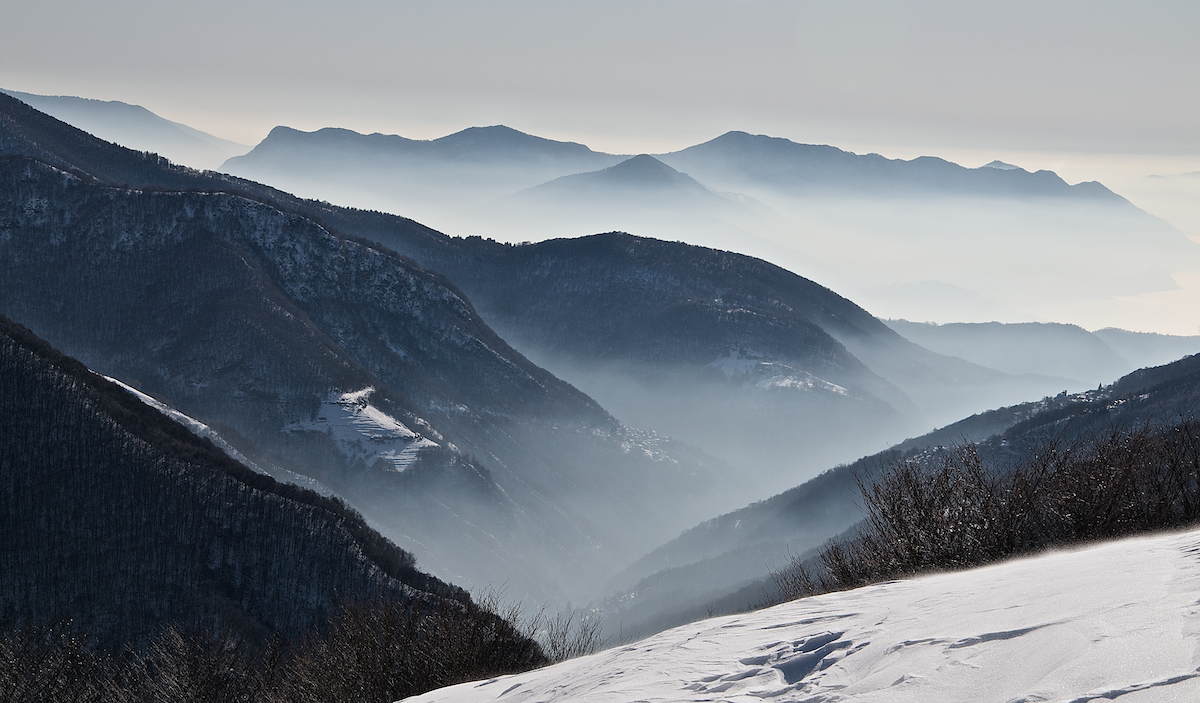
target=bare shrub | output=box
[777,419,1200,599]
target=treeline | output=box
[776,418,1200,598]
[0,595,545,703]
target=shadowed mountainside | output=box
[0,314,467,649]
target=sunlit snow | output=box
[287,387,438,472]
[405,528,1200,702]
[103,375,267,474]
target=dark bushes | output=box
[777,419,1200,598]
[0,595,550,703]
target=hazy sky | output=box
[4,0,1198,157]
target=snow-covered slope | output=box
[286,388,439,472]
[406,528,1200,702]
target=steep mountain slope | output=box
[0,314,464,649]
[409,528,1200,703]
[0,89,247,170]
[0,93,724,604]
[601,350,1200,639]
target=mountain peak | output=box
[981,160,1021,171]
[521,153,712,198]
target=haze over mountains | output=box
[600,347,1200,639]
[220,122,1200,330]
[6,88,1200,670]
[0,92,730,606]
[885,320,1200,386]
[10,87,1193,330]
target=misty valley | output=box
[3,89,1200,701]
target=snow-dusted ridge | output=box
[405,527,1200,702]
[103,375,266,474]
[104,375,335,495]
[286,388,439,472]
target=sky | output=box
[4,0,1197,157]
[4,0,1200,332]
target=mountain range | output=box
[0,91,727,606]
[10,88,1189,323]
[6,88,1200,651]
[656,130,1125,201]
[218,122,1200,325]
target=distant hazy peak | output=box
[683,130,852,159]
[1,88,248,170]
[531,153,711,193]
[981,160,1021,171]
[610,153,685,174]
[435,124,599,150]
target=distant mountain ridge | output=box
[0,88,247,170]
[354,229,1079,498]
[237,124,616,166]
[2,91,1049,502]
[885,320,1133,385]
[657,130,1127,202]
[212,119,1192,323]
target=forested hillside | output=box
[0,314,459,647]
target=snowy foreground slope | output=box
[405,529,1200,702]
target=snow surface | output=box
[286,388,438,472]
[404,528,1200,702]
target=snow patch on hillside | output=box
[406,527,1200,702]
[287,388,438,472]
[709,351,848,395]
[756,371,848,396]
